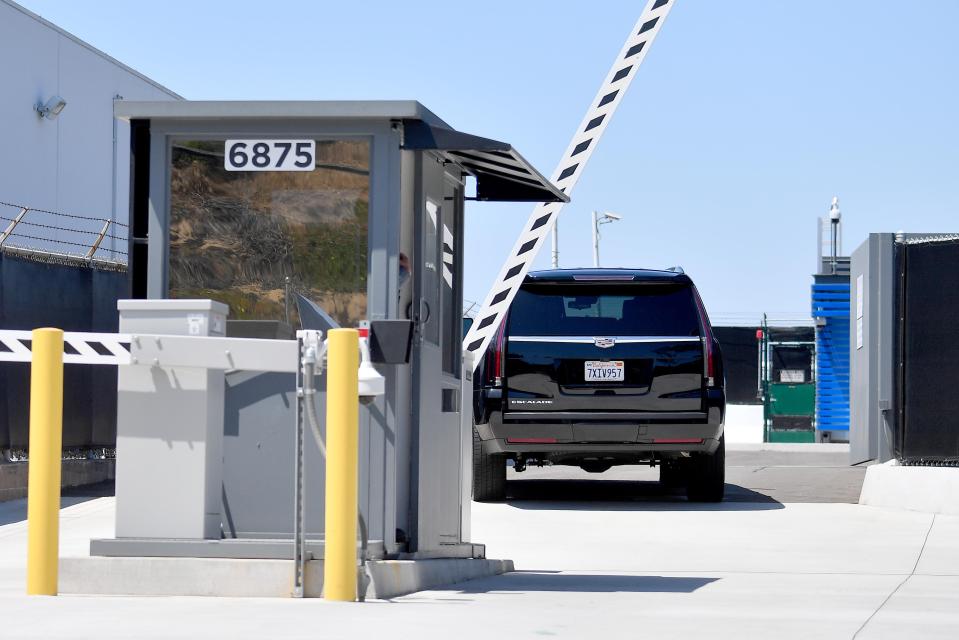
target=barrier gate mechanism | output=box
[1,309,387,599]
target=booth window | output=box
[168,139,369,328]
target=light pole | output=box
[551,221,559,268]
[592,211,622,267]
[828,197,841,274]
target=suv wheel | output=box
[472,428,506,502]
[686,435,725,502]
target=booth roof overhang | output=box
[114,100,568,204]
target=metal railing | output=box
[0,200,128,265]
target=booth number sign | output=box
[224,139,315,172]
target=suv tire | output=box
[472,428,506,502]
[686,435,725,502]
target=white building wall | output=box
[0,0,179,260]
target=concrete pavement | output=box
[0,450,956,639]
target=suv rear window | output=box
[509,283,701,337]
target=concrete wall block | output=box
[0,458,115,502]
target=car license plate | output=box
[584,360,624,382]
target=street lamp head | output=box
[602,212,622,221]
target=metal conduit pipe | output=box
[301,343,370,600]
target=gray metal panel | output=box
[874,235,897,463]
[115,100,450,128]
[115,302,227,540]
[849,233,897,465]
[222,370,327,538]
[410,153,464,552]
[392,150,417,548]
[361,123,404,551]
[849,239,873,463]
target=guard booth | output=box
[102,101,565,561]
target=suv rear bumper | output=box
[475,389,725,458]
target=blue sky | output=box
[20,0,959,322]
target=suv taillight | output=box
[487,319,507,386]
[692,288,715,386]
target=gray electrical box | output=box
[114,299,228,539]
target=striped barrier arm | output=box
[463,0,677,365]
[0,330,131,366]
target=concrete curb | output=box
[60,556,513,599]
[859,461,959,515]
[728,443,850,453]
[368,559,513,599]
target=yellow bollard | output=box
[323,328,359,601]
[26,328,64,596]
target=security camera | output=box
[603,212,622,221]
[36,95,67,120]
[828,197,841,222]
[358,361,385,405]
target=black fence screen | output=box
[714,326,814,405]
[897,239,959,464]
[714,327,761,404]
[0,253,127,450]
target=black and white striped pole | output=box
[463,0,676,364]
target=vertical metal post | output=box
[291,336,306,598]
[324,329,359,602]
[816,217,823,274]
[591,211,600,268]
[761,316,769,443]
[0,207,28,247]
[284,276,292,326]
[26,328,64,596]
[831,222,838,274]
[756,328,763,400]
[551,221,559,269]
[85,221,111,260]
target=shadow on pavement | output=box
[503,479,784,510]
[0,480,115,527]
[445,571,718,594]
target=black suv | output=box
[472,268,725,502]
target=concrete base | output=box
[90,537,387,560]
[859,460,959,515]
[0,459,115,502]
[60,555,513,599]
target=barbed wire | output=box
[0,200,129,228]
[0,199,129,264]
[3,232,128,256]
[0,214,128,243]
[901,234,959,245]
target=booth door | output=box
[411,172,465,552]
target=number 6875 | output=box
[224,140,315,172]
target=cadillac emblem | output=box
[594,337,616,349]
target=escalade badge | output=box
[594,337,616,349]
